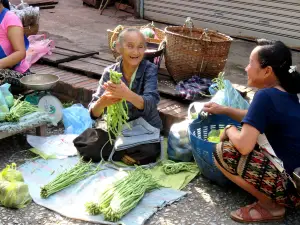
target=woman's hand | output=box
[203,102,225,115]
[91,92,121,118]
[103,81,131,100]
[98,92,121,108]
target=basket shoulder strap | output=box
[257,134,277,156]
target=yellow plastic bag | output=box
[0,163,32,209]
[0,180,32,209]
[1,163,24,182]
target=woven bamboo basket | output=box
[164,24,233,82]
[107,24,165,59]
[24,24,39,37]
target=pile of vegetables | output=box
[5,96,40,122]
[40,159,102,199]
[85,167,161,222]
[207,129,224,143]
[106,70,130,143]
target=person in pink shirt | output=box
[0,0,31,88]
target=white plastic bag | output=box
[167,101,207,162]
[27,134,79,159]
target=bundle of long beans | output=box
[40,160,102,199]
[85,167,161,222]
[106,70,130,143]
[161,160,199,175]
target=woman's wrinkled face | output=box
[118,31,146,67]
[245,47,267,88]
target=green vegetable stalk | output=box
[106,70,130,143]
[199,71,225,98]
[5,96,40,122]
[85,167,161,222]
[211,72,225,91]
[40,160,102,199]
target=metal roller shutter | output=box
[143,0,300,47]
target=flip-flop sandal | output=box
[230,202,285,223]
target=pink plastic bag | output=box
[25,34,55,67]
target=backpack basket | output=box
[164,19,233,82]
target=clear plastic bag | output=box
[167,120,194,162]
[0,83,14,108]
[62,104,93,135]
[210,80,250,110]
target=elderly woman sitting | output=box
[89,28,162,164]
[0,0,30,86]
[203,40,300,223]
[89,28,162,129]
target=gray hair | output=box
[117,28,146,46]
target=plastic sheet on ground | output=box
[19,157,186,225]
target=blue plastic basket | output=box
[188,114,240,186]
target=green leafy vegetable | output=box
[106,70,130,143]
[5,97,40,122]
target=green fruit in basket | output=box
[207,129,225,143]
[191,112,198,120]
[141,28,155,38]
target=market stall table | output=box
[0,122,47,140]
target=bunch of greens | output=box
[106,70,130,143]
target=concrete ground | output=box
[0,0,300,225]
